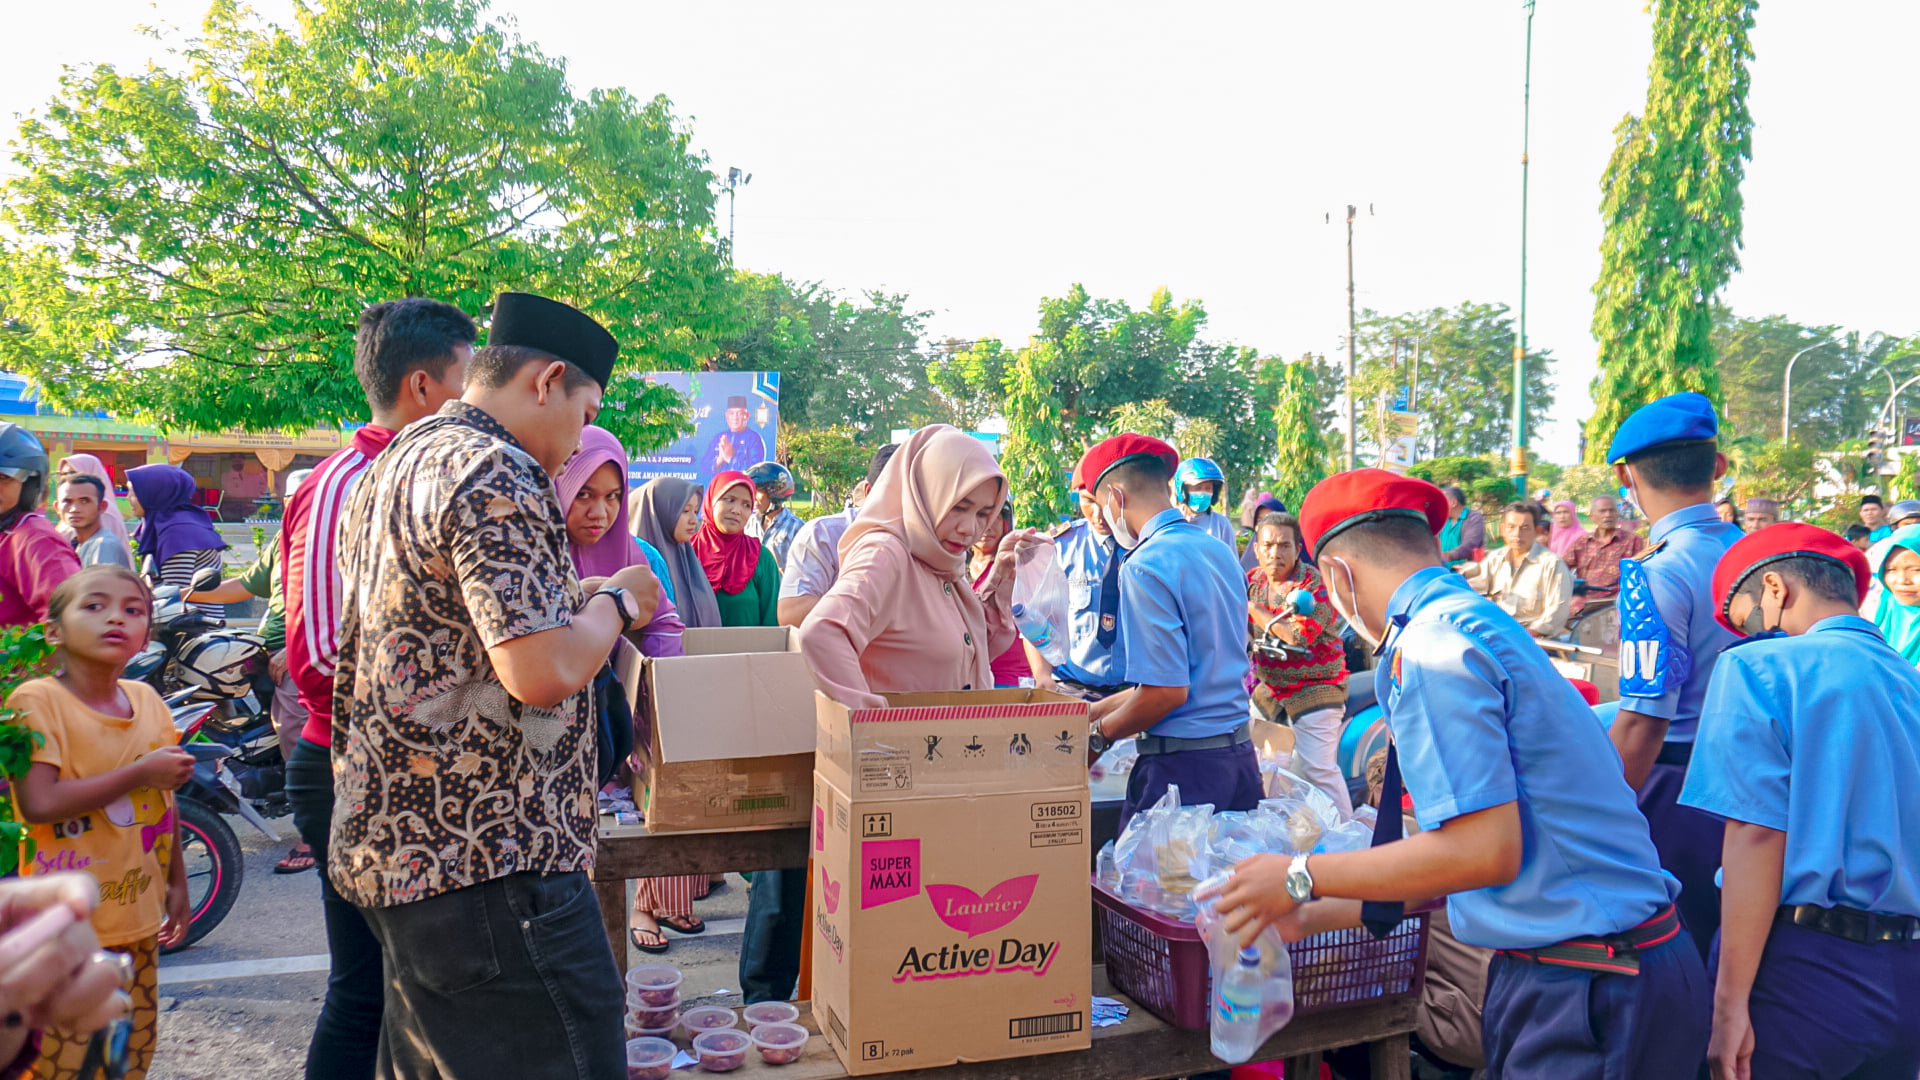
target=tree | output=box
[926,338,1013,431]
[779,423,868,508]
[1713,309,1912,446]
[1000,347,1072,529]
[0,0,736,447]
[1349,303,1554,461]
[1407,456,1514,513]
[1270,360,1331,512]
[1584,0,1758,462]
[1729,439,1819,507]
[1895,450,1919,503]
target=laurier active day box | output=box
[811,688,1093,1075]
[626,626,816,833]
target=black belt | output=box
[1778,904,1920,944]
[1655,741,1692,767]
[1495,904,1682,976]
[1135,724,1252,758]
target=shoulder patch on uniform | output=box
[1049,520,1076,539]
[1617,556,1690,695]
[1627,537,1669,563]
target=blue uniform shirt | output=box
[1617,503,1743,742]
[1381,566,1680,950]
[1052,519,1121,687]
[1680,616,1920,917]
[1115,508,1248,738]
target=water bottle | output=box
[1008,544,1072,667]
[1210,946,1265,1063]
[1011,602,1061,658]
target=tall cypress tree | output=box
[1272,361,1331,511]
[1000,345,1073,529]
[1584,0,1757,462]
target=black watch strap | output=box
[594,587,637,632]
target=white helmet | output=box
[175,631,266,698]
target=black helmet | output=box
[0,423,49,525]
[745,461,796,501]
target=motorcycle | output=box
[164,693,259,952]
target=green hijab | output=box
[1873,524,1920,664]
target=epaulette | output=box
[1049,519,1078,539]
[1624,536,1669,563]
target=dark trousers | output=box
[1710,921,1920,1079]
[1120,740,1263,830]
[359,871,624,1080]
[1639,759,1722,961]
[1483,931,1709,1079]
[739,867,807,1003]
[286,736,382,1080]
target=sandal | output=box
[274,844,316,875]
[628,926,670,954]
[660,915,706,936]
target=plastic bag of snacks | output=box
[1107,785,1215,918]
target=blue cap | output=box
[1606,391,1719,464]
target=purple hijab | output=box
[555,426,645,578]
[127,464,226,565]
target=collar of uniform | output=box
[1134,506,1187,547]
[1648,502,1720,546]
[1383,564,1454,627]
[1807,614,1884,639]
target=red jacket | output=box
[0,514,80,628]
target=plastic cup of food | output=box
[625,964,683,1008]
[626,995,680,1031]
[624,1015,678,1041]
[741,1001,800,1027]
[749,1022,809,1065]
[680,1005,740,1034]
[693,1029,752,1073]
[625,1036,677,1080]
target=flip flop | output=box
[660,915,706,936]
[629,926,670,955]
[274,845,316,875]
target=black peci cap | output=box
[487,293,619,389]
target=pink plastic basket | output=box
[1093,886,1429,1031]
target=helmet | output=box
[0,422,50,523]
[745,461,795,500]
[175,631,266,699]
[1173,457,1226,513]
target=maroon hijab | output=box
[693,471,763,595]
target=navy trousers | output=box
[1711,921,1920,1079]
[1120,741,1263,830]
[287,736,382,1080]
[1482,931,1709,1080]
[1639,759,1722,961]
[739,867,808,1003]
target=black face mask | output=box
[1739,594,1785,640]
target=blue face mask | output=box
[1183,490,1214,514]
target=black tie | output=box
[1095,538,1123,649]
[1360,742,1406,938]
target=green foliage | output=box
[1405,455,1511,511]
[927,339,1014,432]
[1714,310,1912,445]
[1000,347,1071,529]
[0,625,53,877]
[250,525,268,557]
[1350,303,1555,459]
[1896,451,1919,503]
[1584,0,1757,462]
[1730,439,1819,507]
[0,0,737,450]
[1554,464,1624,509]
[779,424,869,509]
[1271,360,1331,512]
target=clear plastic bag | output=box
[1009,537,1071,667]
[1109,785,1214,918]
[1193,870,1295,1062]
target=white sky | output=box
[6,2,1916,463]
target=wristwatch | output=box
[594,586,640,633]
[1087,717,1111,758]
[1284,853,1315,903]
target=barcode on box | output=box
[730,793,789,813]
[1008,1011,1083,1039]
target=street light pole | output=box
[1345,204,1358,470]
[1778,341,1830,443]
[1511,0,1536,496]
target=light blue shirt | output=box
[1381,566,1679,950]
[1618,503,1743,742]
[777,506,856,600]
[1051,519,1122,687]
[634,537,673,604]
[1188,509,1239,551]
[1681,616,1920,917]
[1115,508,1249,739]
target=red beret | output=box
[1075,434,1180,494]
[1711,522,1870,635]
[1298,469,1450,558]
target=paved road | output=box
[152,816,756,1079]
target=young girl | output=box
[9,564,194,1080]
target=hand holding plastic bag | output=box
[1194,870,1296,1063]
[1009,536,1071,666]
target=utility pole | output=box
[1512,0,1536,496]
[725,166,752,262]
[1345,204,1359,469]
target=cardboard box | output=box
[811,689,1093,1075]
[625,626,817,833]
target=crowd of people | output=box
[0,290,1910,1080]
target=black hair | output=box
[1097,455,1174,497]
[1845,524,1872,541]
[1254,510,1305,553]
[1735,555,1859,608]
[866,443,899,488]
[1501,500,1538,522]
[464,345,598,395]
[1623,438,1719,491]
[353,299,478,409]
[1318,513,1442,565]
[1440,485,1467,505]
[59,475,106,500]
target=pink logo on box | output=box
[860,838,920,910]
[820,867,842,915]
[926,875,1038,938]
[814,806,825,851]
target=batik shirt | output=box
[329,402,594,909]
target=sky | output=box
[5,2,1916,464]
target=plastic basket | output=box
[1093,886,1429,1031]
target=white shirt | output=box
[777,505,857,599]
[1461,542,1574,639]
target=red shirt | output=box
[282,426,395,746]
[0,514,80,628]
[1563,528,1647,597]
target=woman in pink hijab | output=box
[801,424,1043,708]
[54,454,130,549]
[1547,499,1588,560]
[555,427,705,954]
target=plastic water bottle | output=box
[1008,545,1072,667]
[1011,603,1060,656]
[1210,946,1265,1063]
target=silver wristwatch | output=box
[1284,853,1315,903]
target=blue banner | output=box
[628,371,780,489]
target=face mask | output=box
[1183,491,1215,514]
[1323,556,1379,646]
[1738,585,1785,638]
[1103,490,1139,550]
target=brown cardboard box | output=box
[811,689,1093,1075]
[627,626,816,833]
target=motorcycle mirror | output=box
[190,565,223,592]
